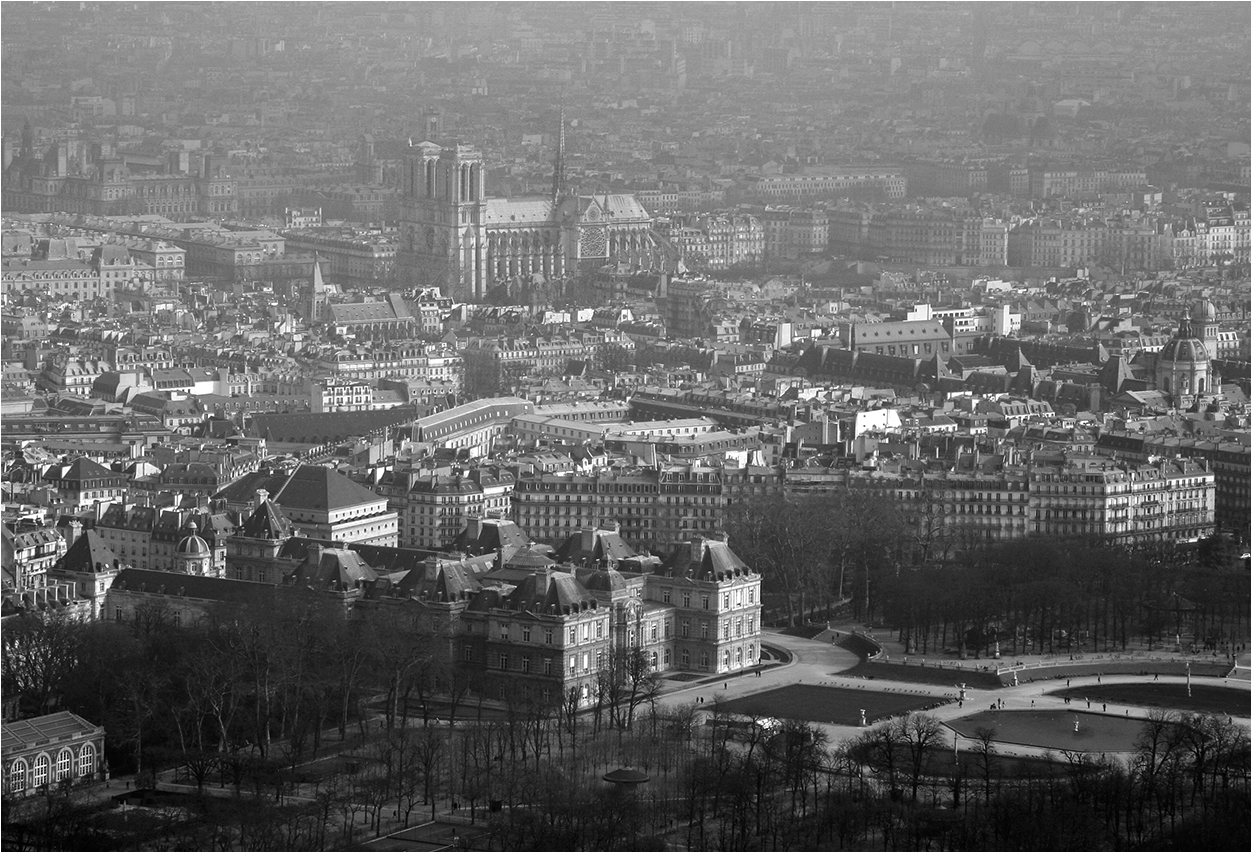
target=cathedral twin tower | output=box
[398,120,659,300]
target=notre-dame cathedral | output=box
[398,118,672,300]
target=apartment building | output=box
[743,169,907,201]
[512,463,728,551]
[375,466,516,549]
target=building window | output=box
[521,657,531,674]
[723,593,731,609]
[55,749,73,782]
[544,628,553,644]
[32,754,49,788]
[544,657,553,675]
[683,592,691,608]
[682,648,691,666]
[522,626,531,642]
[499,654,508,670]
[699,651,709,669]
[463,646,472,661]
[664,648,671,666]
[662,587,671,603]
[723,623,731,640]
[8,759,26,794]
[702,595,709,610]
[681,619,690,638]
[569,656,576,675]
[701,621,709,639]
[499,623,509,640]
[568,627,576,645]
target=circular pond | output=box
[948,710,1158,753]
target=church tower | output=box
[400,138,486,300]
[551,106,567,204]
[305,255,329,322]
[401,141,487,299]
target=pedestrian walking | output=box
[1102,703,1107,712]
[1030,700,1034,707]
[1066,678,1071,687]
[1154,673,1159,681]
[1086,698,1090,709]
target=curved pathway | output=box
[655,627,1252,760]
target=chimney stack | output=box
[255,488,268,510]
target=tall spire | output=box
[551,105,566,204]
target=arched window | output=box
[8,759,27,794]
[32,753,50,788]
[55,748,73,781]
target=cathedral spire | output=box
[551,105,566,204]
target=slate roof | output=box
[237,499,297,541]
[215,466,384,514]
[662,537,751,581]
[109,567,280,604]
[451,519,529,561]
[292,547,378,591]
[483,198,557,226]
[248,406,418,443]
[498,569,598,614]
[46,457,116,484]
[553,527,639,565]
[54,530,119,574]
[327,295,413,324]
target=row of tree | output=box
[728,491,1249,651]
[5,642,1248,852]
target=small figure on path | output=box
[1086,697,1091,709]
[1154,673,1159,681]
[1074,719,1080,733]
[1102,703,1107,712]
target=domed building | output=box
[174,522,215,577]
[1154,301,1225,406]
[1190,298,1220,360]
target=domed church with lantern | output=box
[1154,299,1222,408]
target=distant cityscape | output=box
[1,3,1249,851]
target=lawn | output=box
[1051,683,1249,718]
[717,683,947,726]
[842,660,1004,690]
